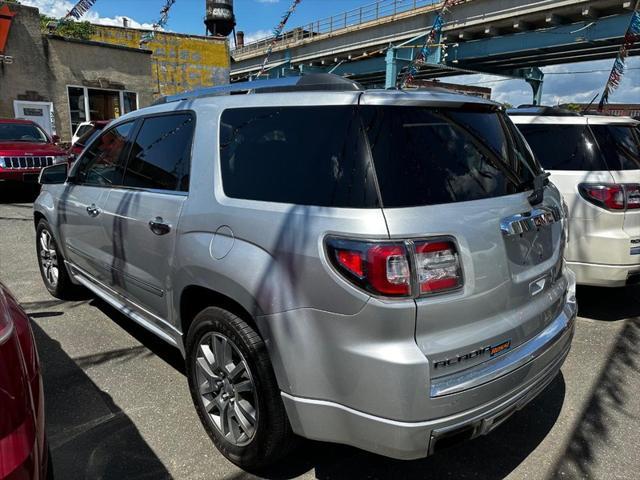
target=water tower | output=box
[205,0,235,37]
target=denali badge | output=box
[433,340,512,369]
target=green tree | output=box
[40,14,96,40]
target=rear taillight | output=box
[326,237,462,298]
[415,241,462,294]
[626,184,640,210]
[579,183,640,211]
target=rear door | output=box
[361,103,567,377]
[59,121,135,281]
[99,112,194,322]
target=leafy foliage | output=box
[40,14,97,40]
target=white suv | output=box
[510,107,640,287]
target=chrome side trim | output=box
[500,206,562,236]
[430,296,576,398]
[66,261,182,350]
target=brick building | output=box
[91,25,230,97]
[0,2,231,140]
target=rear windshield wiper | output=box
[527,171,551,205]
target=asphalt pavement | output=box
[0,184,638,480]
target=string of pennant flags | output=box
[141,0,177,45]
[64,0,99,20]
[255,0,303,78]
[400,0,463,87]
[598,3,640,110]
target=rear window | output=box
[591,125,640,171]
[220,106,379,208]
[219,106,539,209]
[517,124,607,171]
[361,106,538,208]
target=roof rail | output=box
[153,73,363,105]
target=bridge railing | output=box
[232,0,441,56]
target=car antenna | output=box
[581,93,599,114]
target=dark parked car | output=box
[0,281,49,479]
[0,119,69,185]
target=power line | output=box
[471,67,640,84]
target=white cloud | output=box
[241,29,273,44]
[447,57,640,106]
[19,0,156,30]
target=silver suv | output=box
[34,75,576,469]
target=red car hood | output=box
[0,141,66,156]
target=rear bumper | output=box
[282,276,577,460]
[567,260,640,287]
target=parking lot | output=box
[0,185,639,480]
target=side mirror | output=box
[51,134,60,144]
[39,163,68,185]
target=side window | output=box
[517,124,607,171]
[75,122,134,186]
[219,106,379,208]
[122,113,194,192]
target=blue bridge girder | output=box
[230,0,639,102]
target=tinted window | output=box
[591,125,640,171]
[123,114,194,192]
[75,125,92,139]
[517,124,607,171]
[220,106,379,207]
[76,122,133,186]
[362,106,537,208]
[0,123,48,143]
[75,125,104,149]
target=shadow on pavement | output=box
[550,315,639,478]
[0,182,40,204]
[31,321,173,480]
[236,374,566,480]
[576,285,640,321]
[89,298,186,375]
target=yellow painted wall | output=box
[91,26,230,97]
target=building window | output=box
[123,91,138,114]
[68,87,87,135]
[67,86,139,137]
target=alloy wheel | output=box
[39,229,59,288]
[195,333,258,446]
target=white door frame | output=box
[13,100,56,136]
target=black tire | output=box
[35,219,79,299]
[186,307,296,470]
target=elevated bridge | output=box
[230,0,639,103]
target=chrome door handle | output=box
[149,217,171,236]
[86,204,101,217]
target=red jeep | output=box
[0,119,69,184]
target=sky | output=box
[18,0,640,106]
